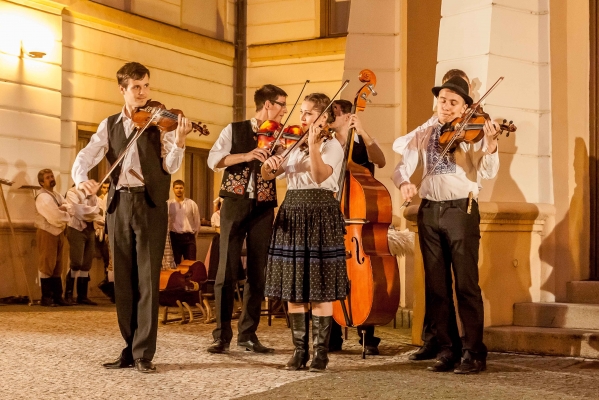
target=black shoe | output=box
[40,297,57,307]
[427,356,459,372]
[50,277,72,307]
[102,355,134,369]
[409,345,438,361]
[364,345,379,356]
[454,358,486,374]
[309,315,332,372]
[238,339,274,353]
[40,278,57,307]
[135,358,156,373]
[285,312,310,370]
[64,271,75,305]
[207,338,230,354]
[76,276,98,305]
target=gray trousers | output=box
[107,191,167,361]
[67,224,95,272]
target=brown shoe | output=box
[454,358,486,374]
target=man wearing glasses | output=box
[207,84,288,353]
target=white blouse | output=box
[279,138,344,191]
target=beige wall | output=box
[0,0,235,298]
[91,0,235,42]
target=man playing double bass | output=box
[328,99,386,355]
[72,62,193,373]
[392,76,499,374]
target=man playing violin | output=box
[72,62,193,373]
[393,76,499,374]
[206,84,287,354]
[327,99,386,355]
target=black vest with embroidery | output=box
[218,120,277,207]
[104,113,171,212]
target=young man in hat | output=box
[392,76,499,374]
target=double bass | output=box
[332,70,400,356]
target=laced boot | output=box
[64,270,75,305]
[309,315,332,372]
[76,276,97,305]
[51,277,71,306]
[40,278,56,307]
[285,312,310,370]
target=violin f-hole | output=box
[352,236,364,264]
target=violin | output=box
[132,100,210,136]
[256,121,304,153]
[298,124,334,152]
[439,105,517,151]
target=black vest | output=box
[218,120,277,207]
[351,135,375,175]
[105,113,171,212]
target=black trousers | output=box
[66,223,95,272]
[169,231,197,264]
[417,198,487,360]
[330,320,380,347]
[107,191,167,361]
[212,197,274,343]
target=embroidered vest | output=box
[218,120,277,207]
[104,113,171,212]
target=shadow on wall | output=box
[540,138,590,300]
[480,144,532,326]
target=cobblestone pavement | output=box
[1,301,599,400]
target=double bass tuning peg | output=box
[360,93,372,103]
[367,84,377,96]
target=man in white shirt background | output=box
[34,169,71,307]
[167,180,200,264]
[96,181,115,302]
[65,185,102,306]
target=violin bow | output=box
[399,76,504,210]
[277,80,350,161]
[97,108,161,187]
[268,79,310,156]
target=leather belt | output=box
[117,186,145,193]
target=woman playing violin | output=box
[392,76,499,375]
[261,93,348,372]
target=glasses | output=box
[271,100,287,108]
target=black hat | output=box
[432,76,473,106]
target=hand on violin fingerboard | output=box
[483,119,499,154]
[308,124,325,148]
[175,114,193,148]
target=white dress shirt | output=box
[211,210,221,228]
[392,124,499,201]
[392,115,438,155]
[71,107,185,188]
[278,138,345,192]
[207,118,260,195]
[65,187,101,231]
[35,189,71,236]
[167,198,200,234]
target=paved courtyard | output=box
[1,300,598,399]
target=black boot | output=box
[64,270,75,305]
[309,315,332,372]
[76,276,97,305]
[98,279,115,303]
[51,277,71,306]
[40,278,56,307]
[285,312,310,371]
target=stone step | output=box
[567,281,599,304]
[514,302,599,330]
[485,326,599,359]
